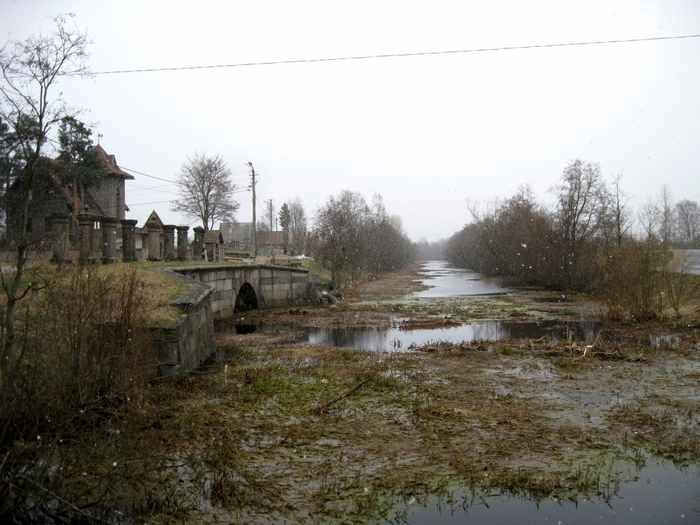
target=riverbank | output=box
[11,262,698,523]
[195,262,700,522]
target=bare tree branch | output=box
[170,151,240,230]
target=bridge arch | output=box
[235,282,258,311]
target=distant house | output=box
[5,144,134,241]
[220,221,253,252]
[219,222,285,255]
[257,230,285,255]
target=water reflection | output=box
[382,457,700,524]
[414,260,511,297]
[248,319,602,352]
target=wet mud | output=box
[190,263,700,523]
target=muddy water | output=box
[382,457,700,525]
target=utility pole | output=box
[267,199,274,231]
[247,162,257,259]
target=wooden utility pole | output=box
[247,162,257,259]
[267,199,274,231]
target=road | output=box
[680,249,700,274]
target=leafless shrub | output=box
[0,264,157,522]
[596,241,665,321]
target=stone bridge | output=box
[168,263,321,319]
[153,263,322,375]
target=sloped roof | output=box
[257,230,284,246]
[145,210,164,227]
[48,172,106,216]
[94,144,135,180]
[204,229,223,244]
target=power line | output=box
[128,182,179,192]
[121,165,174,183]
[123,165,250,186]
[128,199,175,206]
[90,34,700,76]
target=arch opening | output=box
[235,282,258,311]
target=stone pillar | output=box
[100,216,119,264]
[147,221,162,261]
[77,212,97,266]
[177,225,189,261]
[91,218,102,255]
[162,225,176,261]
[50,211,72,264]
[121,219,138,262]
[193,226,205,262]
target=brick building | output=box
[5,144,134,241]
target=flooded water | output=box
[413,260,511,297]
[381,457,700,524]
[292,319,602,351]
[242,261,597,351]
[229,261,699,523]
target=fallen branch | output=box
[314,379,370,414]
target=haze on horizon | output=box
[2,1,699,242]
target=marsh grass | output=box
[0,263,168,523]
[2,271,697,524]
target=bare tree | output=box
[662,251,700,318]
[171,151,240,230]
[262,199,275,231]
[312,190,369,288]
[464,186,557,286]
[550,159,609,289]
[638,198,660,246]
[675,199,700,248]
[0,15,91,374]
[657,185,674,247]
[605,170,633,247]
[288,197,307,254]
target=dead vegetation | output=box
[2,262,699,523]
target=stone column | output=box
[162,225,176,261]
[193,226,205,262]
[100,216,120,264]
[121,219,138,262]
[176,225,189,261]
[77,212,97,266]
[147,221,162,261]
[91,218,102,255]
[50,211,72,264]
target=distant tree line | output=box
[414,238,447,260]
[445,159,700,320]
[307,190,414,289]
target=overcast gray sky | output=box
[3,1,699,242]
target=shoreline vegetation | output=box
[1,262,699,523]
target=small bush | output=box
[0,264,158,522]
